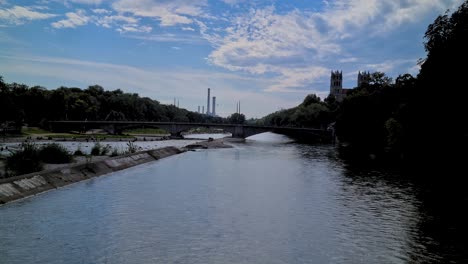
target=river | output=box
[0,133,467,263]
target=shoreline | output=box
[0,138,235,205]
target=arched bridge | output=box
[47,121,332,142]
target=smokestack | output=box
[174,98,176,106]
[177,99,179,108]
[238,101,240,114]
[202,106,204,114]
[207,88,211,115]
[198,106,200,113]
[212,97,216,116]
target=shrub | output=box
[101,144,111,155]
[110,148,120,157]
[91,142,102,156]
[74,145,84,156]
[39,143,72,163]
[126,141,137,154]
[6,142,43,176]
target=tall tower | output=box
[212,97,216,116]
[330,70,342,95]
[198,106,200,113]
[206,88,211,115]
[357,71,370,87]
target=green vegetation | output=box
[38,143,73,163]
[258,94,332,128]
[126,141,137,154]
[0,79,229,128]
[22,127,50,135]
[123,128,168,135]
[5,142,43,176]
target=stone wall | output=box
[0,147,184,205]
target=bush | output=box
[74,145,84,156]
[91,142,102,156]
[101,144,111,155]
[6,142,43,176]
[126,141,137,154]
[39,143,72,163]
[110,148,120,157]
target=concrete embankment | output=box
[0,146,184,205]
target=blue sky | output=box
[0,0,463,118]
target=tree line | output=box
[0,81,246,127]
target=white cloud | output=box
[117,24,152,33]
[200,0,461,92]
[0,5,57,25]
[339,57,358,63]
[112,0,207,26]
[51,9,89,28]
[204,7,339,92]
[125,33,203,43]
[363,58,418,75]
[171,46,181,50]
[92,8,111,14]
[69,0,105,4]
[222,0,246,5]
[181,26,194,31]
[96,14,139,28]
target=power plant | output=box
[206,88,211,115]
[202,88,217,117]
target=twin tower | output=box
[329,71,370,101]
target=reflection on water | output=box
[0,134,467,263]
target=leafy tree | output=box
[228,113,246,124]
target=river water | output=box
[0,133,466,263]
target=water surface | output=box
[0,133,466,263]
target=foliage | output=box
[38,143,73,163]
[259,94,332,128]
[74,147,85,156]
[6,142,43,176]
[227,113,246,124]
[126,141,137,154]
[110,148,120,157]
[100,144,111,155]
[90,142,102,156]
[0,81,228,127]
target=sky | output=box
[0,0,464,118]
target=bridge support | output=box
[231,125,245,138]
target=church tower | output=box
[330,70,342,96]
[357,71,370,87]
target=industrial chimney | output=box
[212,96,216,116]
[206,88,211,115]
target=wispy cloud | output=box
[69,0,105,4]
[112,0,207,26]
[51,9,89,28]
[125,33,204,43]
[0,5,57,25]
[199,0,461,92]
[92,8,111,14]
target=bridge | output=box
[47,121,333,142]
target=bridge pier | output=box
[231,126,245,138]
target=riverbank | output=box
[0,138,234,205]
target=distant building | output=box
[329,70,370,102]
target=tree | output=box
[228,113,246,124]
